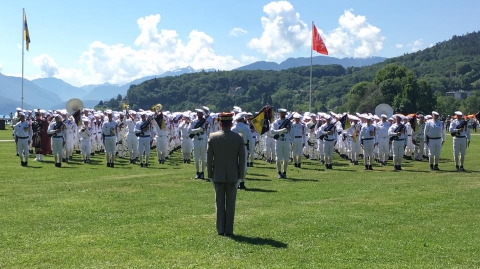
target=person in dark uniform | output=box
[207,112,246,237]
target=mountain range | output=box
[0,57,386,114]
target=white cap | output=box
[82,116,89,122]
[381,114,387,118]
[454,111,463,116]
[293,113,301,119]
[202,106,210,112]
[278,108,287,113]
[195,108,204,114]
[432,111,439,116]
[234,112,247,121]
[232,106,242,113]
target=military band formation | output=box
[12,104,478,186]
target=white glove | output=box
[236,179,244,188]
[281,128,288,134]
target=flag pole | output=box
[309,21,313,113]
[21,8,25,109]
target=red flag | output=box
[312,23,328,55]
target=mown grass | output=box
[0,129,479,268]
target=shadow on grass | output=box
[230,235,287,248]
[245,187,277,193]
[246,178,272,182]
[248,173,268,177]
[287,178,318,182]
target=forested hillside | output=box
[119,31,480,115]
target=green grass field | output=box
[1,128,479,268]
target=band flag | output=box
[251,105,274,135]
[312,23,328,55]
[24,12,31,51]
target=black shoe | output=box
[107,163,111,167]
[321,160,325,164]
[225,233,235,237]
[455,165,459,171]
[144,163,148,168]
[238,182,246,189]
[329,164,333,169]
[294,163,298,167]
[298,163,301,168]
[90,153,95,156]
[111,163,114,168]
[250,162,254,167]
[460,166,465,171]
[29,150,33,154]
[278,171,282,179]
[195,172,200,179]
[398,165,402,171]
[140,163,144,167]
[433,164,439,170]
[200,172,205,179]
[58,162,62,168]
[368,165,373,170]
[354,161,359,165]
[430,164,434,170]
[187,159,191,164]
[20,161,25,167]
[69,156,73,160]
[218,232,225,236]
[282,172,287,179]
[161,160,165,164]
[394,165,398,171]
[183,159,186,163]
[364,165,369,170]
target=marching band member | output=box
[189,109,209,179]
[179,113,193,163]
[78,116,93,163]
[290,113,306,168]
[126,110,139,164]
[272,108,291,178]
[413,114,426,161]
[449,111,471,171]
[388,114,407,171]
[360,116,377,170]
[376,114,391,166]
[152,111,168,164]
[317,115,337,169]
[116,112,128,159]
[14,111,32,166]
[136,112,152,167]
[48,114,66,168]
[102,110,118,168]
[231,112,251,189]
[424,111,445,170]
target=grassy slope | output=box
[0,129,479,268]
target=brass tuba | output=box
[375,103,393,119]
[151,103,163,112]
[66,98,84,114]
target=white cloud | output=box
[32,54,59,77]
[322,9,385,58]
[408,39,424,52]
[241,54,258,63]
[395,44,403,49]
[229,28,248,37]
[248,1,309,60]
[34,14,249,86]
[249,5,384,59]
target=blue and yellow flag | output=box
[24,11,31,51]
[251,105,274,135]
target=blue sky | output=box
[1,0,479,86]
